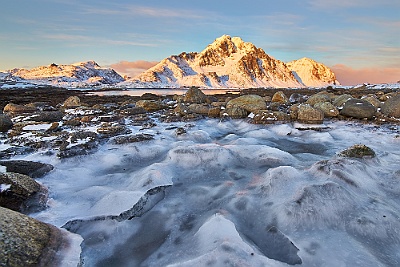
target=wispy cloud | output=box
[307,0,397,10]
[110,60,158,77]
[331,64,400,85]
[84,4,207,20]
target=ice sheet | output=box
[26,119,400,266]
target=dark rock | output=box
[289,93,306,104]
[339,144,376,158]
[297,104,324,124]
[0,172,48,212]
[109,134,154,145]
[340,99,376,119]
[183,87,207,104]
[381,94,400,118]
[0,206,76,267]
[175,127,186,135]
[0,146,35,159]
[140,93,160,100]
[0,160,54,178]
[226,95,267,112]
[0,114,13,132]
[29,111,64,122]
[57,131,98,158]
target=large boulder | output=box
[381,94,400,118]
[0,160,53,178]
[183,87,207,104]
[226,95,267,112]
[271,91,290,105]
[314,102,339,117]
[340,99,377,119]
[305,93,331,106]
[332,94,353,108]
[297,104,324,124]
[0,206,81,267]
[0,172,48,212]
[0,114,13,132]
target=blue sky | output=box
[1,0,399,84]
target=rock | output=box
[0,160,54,178]
[0,114,13,132]
[332,94,353,108]
[252,110,290,124]
[362,96,382,108]
[119,107,147,115]
[62,96,81,108]
[183,87,207,103]
[0,206,79,267]
[297,104,324,124]
[340,99,377,119]
[135,100,165,112]
[208,107,221,118]
[97,124,130,136]
[0,172,48,212]
[3,103,37,114]
[271,91,289,105]
[173,103,189,116]
[314,102,339,117]
[305,93,331,106]
[226,95,267,112]
[109,133,154,145]
[339,144,375,158]
[381,94,400,118]
[175,127,187,135]
[57,131,98,158]
[187,104,210,115]
[29,111,64,123]
[289,93,306,104]
[221,106,249,119]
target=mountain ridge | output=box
[121,35,338,88]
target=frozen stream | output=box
[26,119,400,266]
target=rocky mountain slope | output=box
[287,57,339,87]
[121,35,338,88]
[8,61,124,88]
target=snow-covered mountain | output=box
[287,57,339,87]
[8,61,124,88]
[120,35,338,88]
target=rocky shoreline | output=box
[0,86,399,266]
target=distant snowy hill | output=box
[8,61,124,88]
[120,35,338,88]
[287,57,339,87]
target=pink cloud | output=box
[110,60,158,78]
[331,64,400,86]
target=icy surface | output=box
[24,119,400,266]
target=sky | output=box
[1,0,399,85]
